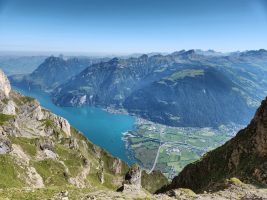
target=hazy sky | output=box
[0,0,267,55]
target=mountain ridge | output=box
[10,56,108,91]
[52,49,267,127]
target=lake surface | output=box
[12,86,135,165]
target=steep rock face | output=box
[162,97,267,193]
[0,69,11,98]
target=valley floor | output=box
[123,118,244,179]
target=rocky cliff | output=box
[161,96,267,193]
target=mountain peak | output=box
[139,54,148,60]
[44,56,65,63]
[109,57,119,64]
[171,50,186,56]
[171,49,196,57]
[184,49,195,55]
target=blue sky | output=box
[0,0,267,55]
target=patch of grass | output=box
[41,119,55,129]
[0,113,14,125]
[141,170,169,194]
[179,188,196,196]
[166,69,204,81]
[71,127,88,141]
[228,177,243,185]
[33,159,68,187]
[55,144,83,177]
[0,155,24,188]
[13,96,35,106]
[102,172,117,190]
[19,96,35,104]
[87,170,105,189]
[9,136,38,157]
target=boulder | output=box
[0,139,12,154]
[38,139,54,151]
[44,112,71,137]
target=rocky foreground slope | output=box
[0,69,169,199]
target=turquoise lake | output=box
[12,86,135,165]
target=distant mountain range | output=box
[52,49,267,127]
[10,56,109,91]
[9,49,267,127]
[0,55,46,75]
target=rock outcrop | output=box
[120,164,169,194]
[0,69,11,98]
[45,112,71,137]
[2,100,16,115]
[0,139,12,154]
[124,164,142,187]
[0,69,11,99]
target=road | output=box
[147,143,164,174]
[147,128,163,174]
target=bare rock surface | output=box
[0,69,11,98]
[2,100,16,115]
[0,138,12,154]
